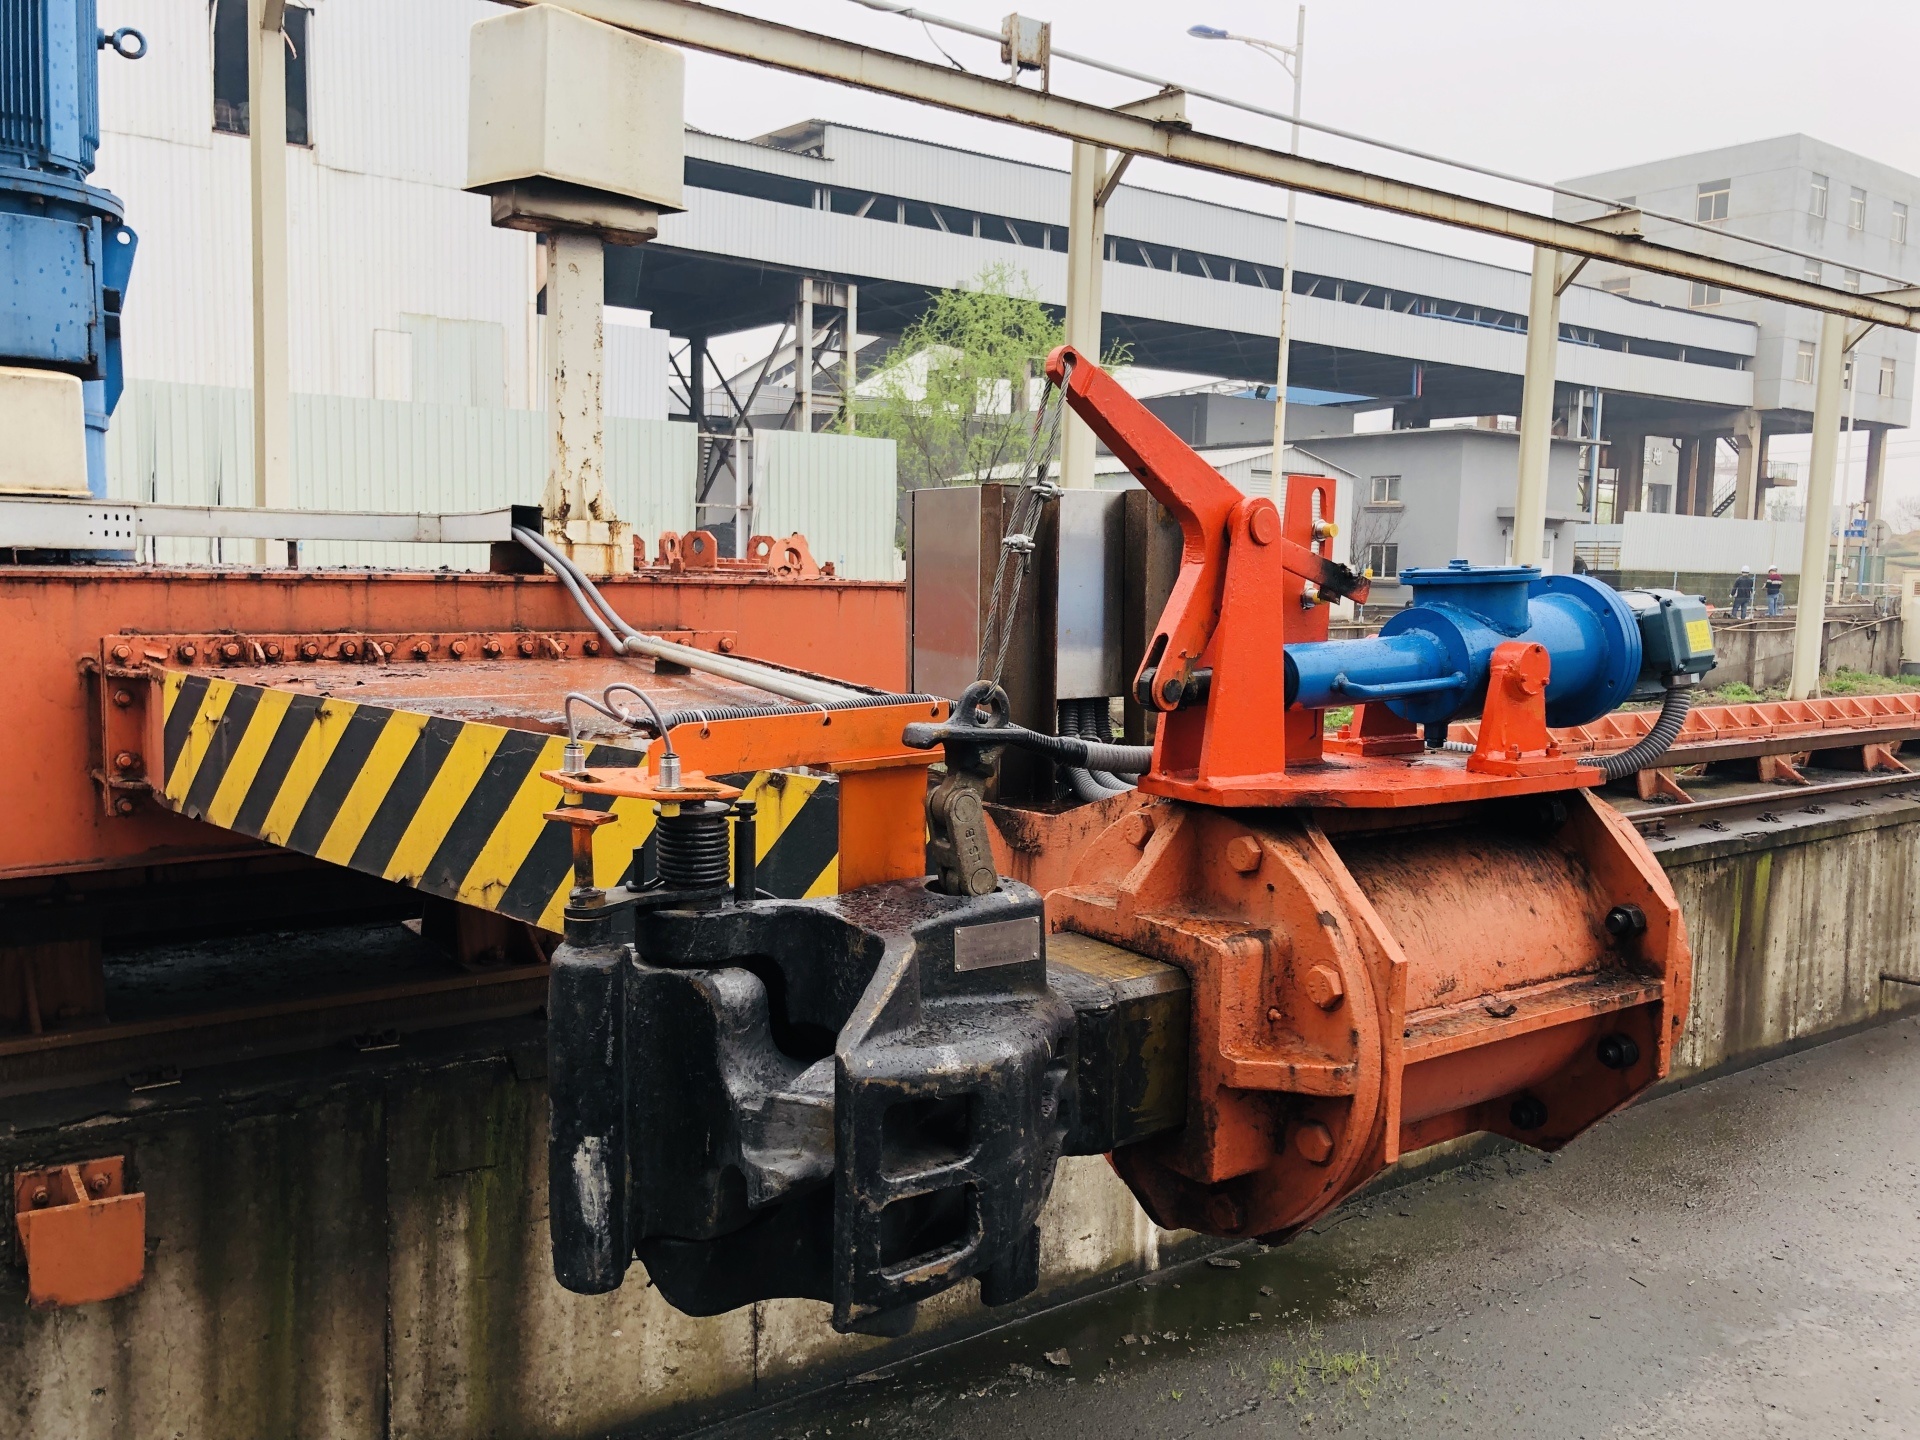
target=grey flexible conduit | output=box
[1579,685,1694,782]
[512,526,866,707]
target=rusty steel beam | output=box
[518,0,1920,330]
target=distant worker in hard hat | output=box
[1731,565,1754,620]
[1765,566,1785,616]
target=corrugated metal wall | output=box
[106,382,696,568]
[754,431,900,580]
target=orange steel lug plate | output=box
[540,767,743,804]
[12,1156,146,1307]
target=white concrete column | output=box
[248,0,291,563]
[1864,424,1888,521]
[1061,141,1106,490]
[1511,247,1562,568]
[543,231,627,573]
[843,283,859,435]
[1791,310,1847,699]
[798,281,814,434]
[1733,408,1763,519]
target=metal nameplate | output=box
[952,916,1042,972]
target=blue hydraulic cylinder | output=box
[1284,560,1643,729]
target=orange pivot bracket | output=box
[13,1156,146,1308]
[1467,642,1579,778]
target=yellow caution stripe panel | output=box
[155,671,839,931]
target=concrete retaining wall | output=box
[5,801,1918,1438]
[1704,607,1903,689]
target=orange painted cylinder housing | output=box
[1048,789,1689,1240]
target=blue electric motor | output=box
[1286,560,1714,730]
[1,0,143,496]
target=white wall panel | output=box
[754,431,899,580]
[1617,512,1807,575]
[106,382,697,569]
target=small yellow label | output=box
[1686,618,1712,653]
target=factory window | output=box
[1689,281,1721,307]
[1809,173,1829,219]
[1795,341,1816,384]
[1896,202,1910,245]
[1599,276,1631,296]
[1849,186,1868,230]
[1881,357,1897,397]
[1843,269,1862,293]
[1695,179,1730,223]
[212,1,311,144]
[1365,543,1399,579]
[1368,474,1402,506]
[1804,259,1822,284]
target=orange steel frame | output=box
[1046,346,1601,808]
[1,565,907,886]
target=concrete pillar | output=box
[1512,247,1562,567]
[1614,433,1644,516]
[1672,438,1697,515]
[248,0,291,564]
[542,231,626,574]
[843,283,859,435]
[1061,142,1106,490]
[798,279,814,433]
[1791,310,1847,699]
[1864,425,1888,521]
[1733,408,1764,519]
[688,338,706,428]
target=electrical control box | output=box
[1622,588,1716,689]
[466,4,685,231]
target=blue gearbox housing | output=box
[1284,560,1644,729]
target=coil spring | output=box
[657,801,732,890]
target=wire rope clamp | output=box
[13,1157,145,1308]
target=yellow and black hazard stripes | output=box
[156,671,842,932]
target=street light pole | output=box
[1190,10,1304,499]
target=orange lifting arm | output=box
[1042,345,1372,804]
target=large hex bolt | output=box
[1225,834,1263,875]
[1294,1121,1335,1165]
[1121,811,1156,848]
[1509,1095,1548,1131]
[1604,904,1647,941]
[1304,964,1346,1011]
[1597,1033,1641,1070]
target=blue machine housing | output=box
[1284,559,1644,729]
[1,0,140,497]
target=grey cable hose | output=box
[1070,698,1134,792]
[512,527,862,707]
[1064,766,1129,802]
[1580,685,1693,782]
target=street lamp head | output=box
[1187,24,1232,39]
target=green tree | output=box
[863,264,1127,509]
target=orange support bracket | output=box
[13,1156,145,1308]
[1466,642,1580,778]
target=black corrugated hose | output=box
[1579,683,1694,782]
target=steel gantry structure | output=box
[516,0,1919,699]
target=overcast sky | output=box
[681,0,1920,512]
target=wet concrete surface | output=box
[695,1016,1920,1439]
